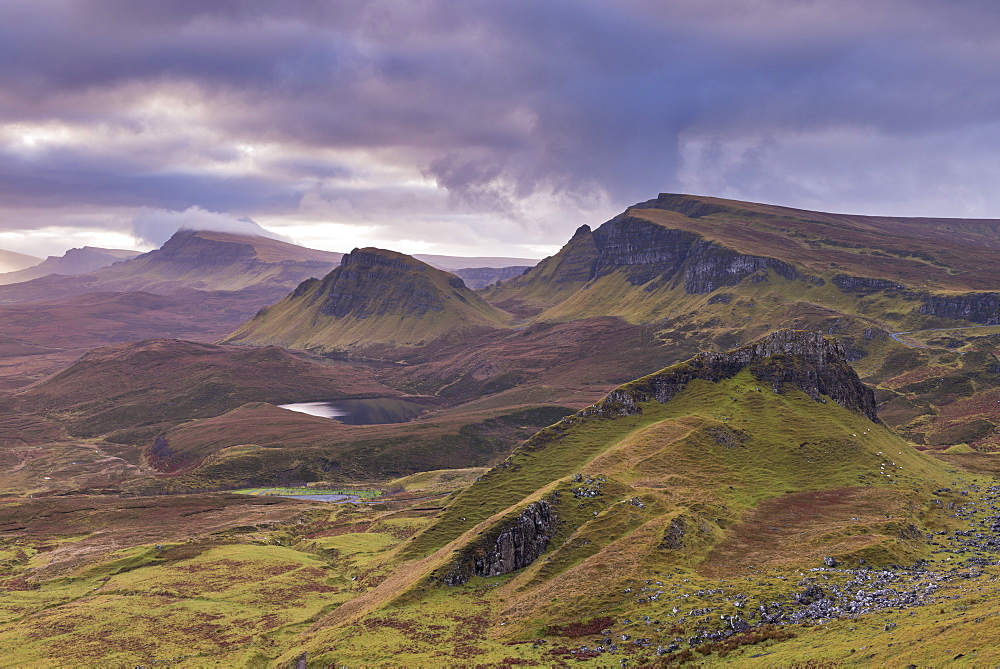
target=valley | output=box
[0,194,997,666]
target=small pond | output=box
[277,397,431,425]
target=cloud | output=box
[2,0,1000,257]
[130,206,288,246]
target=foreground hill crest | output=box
[578,329,879,424]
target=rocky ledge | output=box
[920,292,1000,325]
[441,500,556,585]
[577,329,879,423]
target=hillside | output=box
[0,230,342,303]
[452,265,532,290]
[270,330,1000,666]
[14,338,395,440]
[488,194,999,330]
[0,248,41,274]
[0,246,140,285]
[213,194,999,453]
[224,248,511,351]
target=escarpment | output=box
[441,500,556,585]
[919,292,1000,325]
[517,215,804,295]
[571,330,879,424]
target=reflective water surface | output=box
[278,397,430,424]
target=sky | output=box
[3,0,1000,259]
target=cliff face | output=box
[507,214,804,297]
[441,500,556,585]
[919,293,1000,325]
[576,330,879,424]
[833,275,907,294]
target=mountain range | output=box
[0,193,998,666]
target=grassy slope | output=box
[633,194,1000,291]
[120,403,573,492]
[14,339,395,439]
[285,364,970,665]
[0,494,440,667]
[225,248,511,351]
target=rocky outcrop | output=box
[441,500,556,585]
[919,293,1000,325]
[519,214,806,295]
[833,275,907,294]
[683,239,798,293]
[340,248,414,271]
[319,249,457,319]
[576,330,879,423]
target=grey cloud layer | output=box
[2,0,1000,251]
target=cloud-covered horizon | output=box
[2,0,1000,257]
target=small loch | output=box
[277,397,432,425]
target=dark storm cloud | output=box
[2,0,1000,249]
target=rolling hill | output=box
[14,338,395,440]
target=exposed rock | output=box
[516,213,810,295]
[660,517,687,550]
[833,275,907,293]
[707,292,733,305]
[919,292,1000,325]
[683,239,798,294]
[441,501,556,585]
[577,330,880,423]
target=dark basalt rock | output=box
[525,213,810,295]
[441,500,556,585]
[682,239,798,294]
[577,330,880,423]
[833,275,907,294]
[340,248,413,270]
[660,517,687,550]
[315,249,454,319]
[583,216,801,293]
[919,292,1000,325]
[590,216,700,286]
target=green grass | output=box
[403,367,950,562]
[232,487,382,499]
